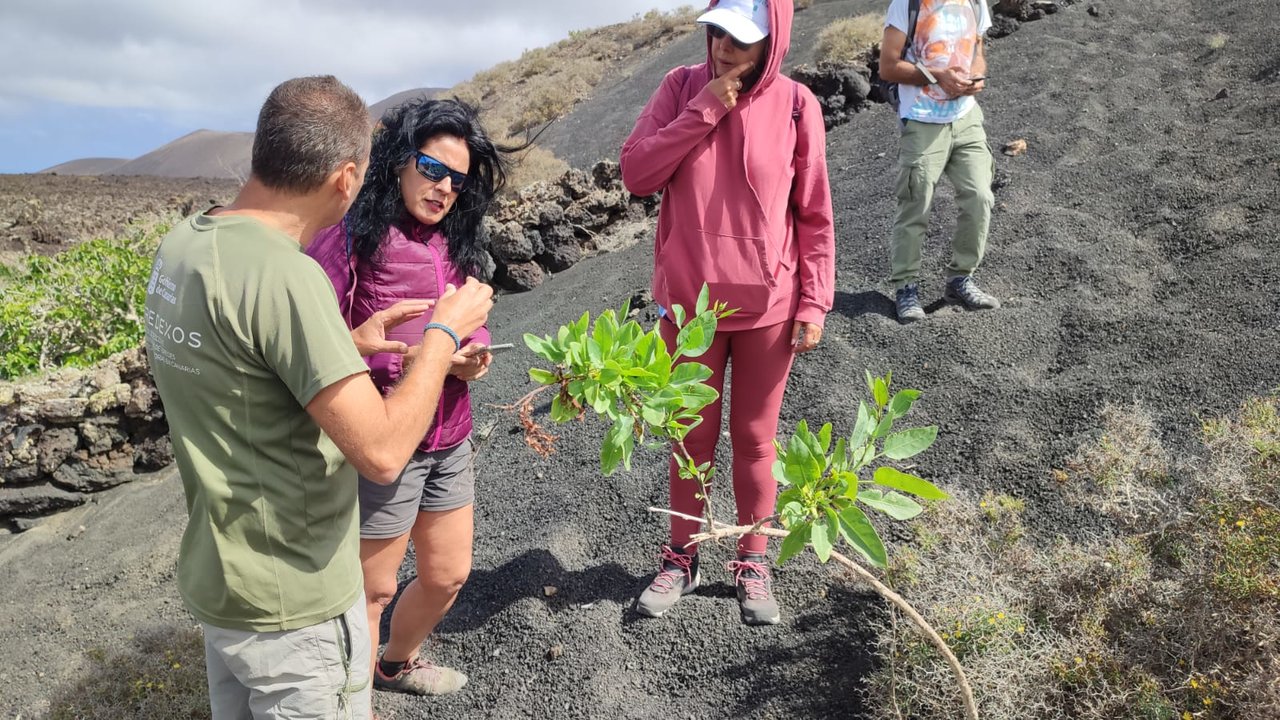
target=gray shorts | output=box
[203,593,371,720]
[358,438,475,539]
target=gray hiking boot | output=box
[373,655,467,696]
[944,275,1001,310]
[895,283,926,323]
[727,554,781,626]
[636,545,700,618]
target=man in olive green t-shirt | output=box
[145,76,493,720]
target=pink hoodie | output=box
[620,0,835,331]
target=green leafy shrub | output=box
[771,371,945,568]
[0,223,166,379]
[522,284,731,475]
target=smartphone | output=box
[468,342,515,355]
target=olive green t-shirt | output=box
[144,212,369,632]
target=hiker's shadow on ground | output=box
[833,290,896,321]
[724,584,882,717]
[834,289,953,321]
[389,549,643,634]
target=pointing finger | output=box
[725,61,755,80]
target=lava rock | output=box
[501,261,546,292]
[0,485,86,517]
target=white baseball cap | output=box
[697,0,770,44]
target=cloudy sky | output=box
[0,0,696,173]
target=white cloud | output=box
[0,0,698,128]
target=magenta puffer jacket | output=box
[307,221,489,453]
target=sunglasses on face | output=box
[706,25,754,52]
[413,151,468,192]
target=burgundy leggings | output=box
[660,319,795,556]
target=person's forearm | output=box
[883,59,934,87]
[359,331,456,482]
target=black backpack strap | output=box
[905,0,922,61]
[792,80,801,122]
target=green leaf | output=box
[850,401,875,449]
[675,313,716,358]
[872,466,949,500]
[873,377,889,408]
[695,282,711,317]
[586,337,603,365]
[550,393,577,423]
[882,426,939,460]
[528,368,558,385]
[864,369,876,397]
[872,412,895,439]
[670,362,713,386]
[811,517,834,563]
[786,432,824,485]
[887,389,920,420]
[858,488,924,520]
[593,311,616,355]
[772,459,789,486]
[641,399,667,427]
[799,422,826,467]
[817,423,833,454]
[833,470,859,499]
[831,437,849,473]
[780,500,806,527]
[670,303,687,328]
[601,423,624,475]
[778,522,811,565]
[679,382,719,413]
[524,332,550,356]
[837,505,888,568]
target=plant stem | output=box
[648,507,980,720]
[671,440,715,530]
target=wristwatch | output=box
[914,61,938,85]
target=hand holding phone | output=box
[464,342,514,356]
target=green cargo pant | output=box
[890,104,995,289]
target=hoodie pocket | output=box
[657,230,775,315]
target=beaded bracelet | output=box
[423,322,461,353]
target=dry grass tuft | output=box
[454,7,698,139]
[865,396,1280,720]
[814,14,883,65]
[46,624,210,720]
[500,140,571,191]
[1062,402,1175,527]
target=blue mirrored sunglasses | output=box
[414,151,468,192]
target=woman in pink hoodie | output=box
[621,0,835,626]
[308,98,511,698]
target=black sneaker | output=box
[727,554,781,626]
[944,275,1000,310]
[636,545,700,618]
[895,283,926,323]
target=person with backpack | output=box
[620,0,835,626]
[879,0,998,322]
[307,98,514,700]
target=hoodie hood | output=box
[703,0,792,97]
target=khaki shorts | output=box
[358,438,475,539]
[202,593,371,720]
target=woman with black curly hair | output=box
[308,97,512,698]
